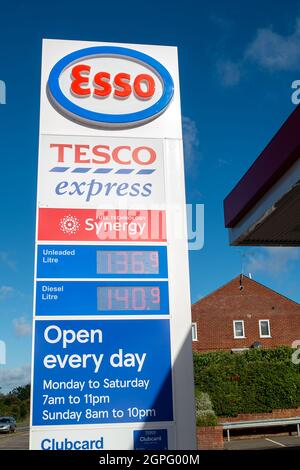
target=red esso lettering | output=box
[50,144,157,165]
[71,64,91,96]
[133,74,155,99]
[70,64,155,99]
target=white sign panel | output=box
[30,39,196,451]
[39,40,182,138]
[37,135,165,209]
[30,424,175,450]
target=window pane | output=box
[234,321,244,337]
[192,323,197,341]
[260,321,270,336]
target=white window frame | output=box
[231,348,250,353]
[191,322,198,341]
[233,320,245,339]
[259,319,271,338]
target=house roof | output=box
[192,274,299,308]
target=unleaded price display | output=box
[36,245,168,279]
[96,250,159,274]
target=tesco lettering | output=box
[71,64,155,99]
[50,144,156,165]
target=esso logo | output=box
[71,65,156,100]
[47,46,174,129]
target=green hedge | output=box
[0,385,30,422]
[193,347,300,417]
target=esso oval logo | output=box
[47,46,174,129]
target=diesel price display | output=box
[97,286,161,311]
[36,281,169,316]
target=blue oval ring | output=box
[47,46,174,126]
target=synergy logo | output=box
[47,46,174,128]
[59,215,80,235]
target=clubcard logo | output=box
[47,46,174,128]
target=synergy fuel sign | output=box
[30,39,196,450]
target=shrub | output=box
[193,347,300,417]
[195,391,218,426]
[196,413,218,427]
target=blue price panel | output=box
[32,319,173,426]
[35,280,169,316]
[37,245,168,279]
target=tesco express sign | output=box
[47,46,174,129]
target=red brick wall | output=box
[192,276,300,352]
[218,408,300,423]
[197,426,224,450]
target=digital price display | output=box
[35,280,169,316]
[97,250,159,275]
[98,286,161,311]
[37,245,168,279]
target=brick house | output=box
[192,275,300,353]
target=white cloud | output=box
[13,316,32,337]
[245,247,300,276]
[182,116,200,169]
[0,252,16,270]
[0,286,14,300]
[0,364,31,394]
[215,18,300,87]
[246,19,300,70]
[217,60,242,87]
[216,157,231,168]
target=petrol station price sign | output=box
[30,39,196,451]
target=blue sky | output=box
[1,0,300,391]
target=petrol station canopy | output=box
[224,105,300,246]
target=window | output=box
[259,320,271,338]
[231,348,250,353]
[233,320,245,338]
[191,322,198,341]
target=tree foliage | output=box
[0,384,30,422]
